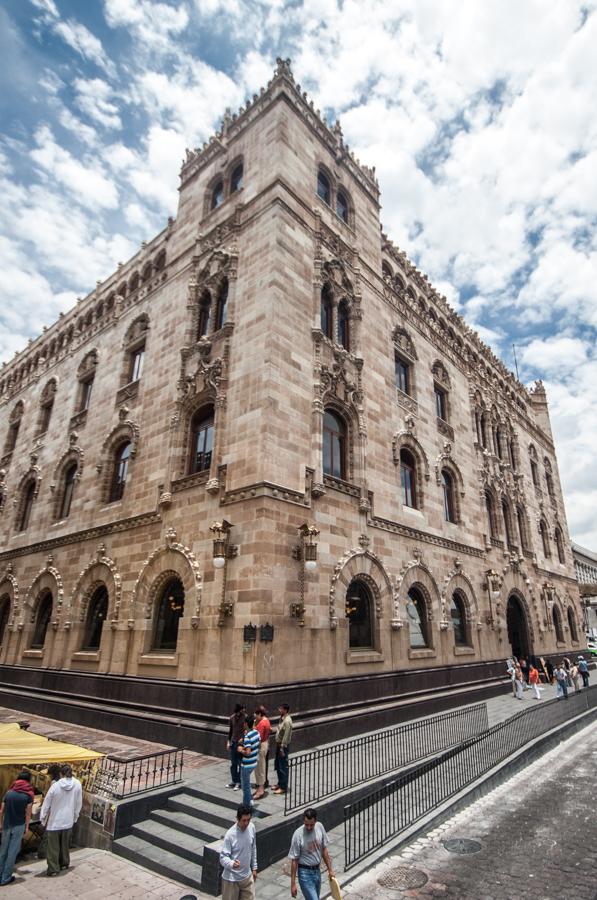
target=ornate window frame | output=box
[97,410,140,505]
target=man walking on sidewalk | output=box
[288,807,335,899]
[40,764,82,876]
[0,771,33,885]
[220,804,257,900]
[273,702,293,795]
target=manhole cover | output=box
[443,838,482,854]
[377,866,429,889]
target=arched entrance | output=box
[506,593,531,659]
[345,579,374,649]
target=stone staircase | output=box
[112,785,269,893]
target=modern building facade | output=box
[0,60,585,751]
[572,543,597,637]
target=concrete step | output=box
[184,783,271,818]
[131,818,205,865]
[113,833,203,891]
[167,793,239,828]
[150,807,224,844]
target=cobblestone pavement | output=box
[340,722,597,900]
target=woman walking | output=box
[528,663,541,700]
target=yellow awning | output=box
[0,722,104,766]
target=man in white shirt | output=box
[40,764,82,877]
[288,807,335,899]
[219,804,258,899]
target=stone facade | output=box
[0,60,584,742]
[572,542,597,637]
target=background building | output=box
[0,60,585,752]
[572,542,597,637]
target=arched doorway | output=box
[506,593,531,659]
[345,579,374,649]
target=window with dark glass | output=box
[395,355,410,394]
[530,460,539,487]
[38,383,56,435]
[230,163,243,193]
[400,449,417,508]
[435,386,447,421]
[320,285,333,339]
[450,593,467,645]
[336,190,349,223]
[346,580,373,649]
[337,300,350,350]
[197,290,211,339]
[406,588,428,648]
[517,507,527,551]
[31,592,52,649]
[540,520,550,557]
[317,170,331,205]
[80,377,94,411]
[59,463,77,519]
[502,500,514,549]
[130,346,145,382]
[211,180,224,209]
[485,492,496,538]
[19,481,36,532]
[82,585,108,650]
[442,470,455,522]
[546,472,555,500]
[152,577,184,650]
[323,410,346,479]
[509,440,517,470]
[109,441,131,502]
[190,408,214,474]
[568,607,578,642]
[215,279,228,330]
[0,595,10,646]
[552,606,564,642]
[555,528,565,563]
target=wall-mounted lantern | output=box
[290,523,320,626]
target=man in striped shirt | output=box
[240,716,260,809]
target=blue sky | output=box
[1,0,596,546]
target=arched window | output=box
[0,595,10,646]
[38,380,56,435]
[320,285,333,339]
[539,519,550,557]
[76,350,98,412]
[400,449,417,508]
[508,439,517,471]
[189,407,214,474]
[450,592,467,645]
[230,163,243,193]
[323,410,346,479]
[215,279,228,330]
[82,585,108,650]
[406,587,428,648]
[59,463,78,520]
[336,189,349,223]
[434,386,447,421]
[4,401,24,455]
[555,527,565,564]
[567,607,578,642]
[152,577,184,650]
[31,592,52,649]
[19,481,36,532]
[517,506,528,552]
[317,170,331,205]
[197,290,211,339]
[552,605,564,642]
[345,580,373,649]
[441,470,455,523]
[211,179,224,210]
[480,412,488,449]
[337,300,350,350]
[545,471,555,501]
[109,442,131,503]
[485,491,496,539]
[382,261,393,279]
[502,499,514,549]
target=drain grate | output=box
[377,866,429,889]
[443,838,482,854]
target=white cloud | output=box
[104,0,189,52]
[54,20,116,76]
[73,77,123,129]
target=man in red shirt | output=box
[252,706,271,800]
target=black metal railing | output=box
[285,703,488,814]
[93,748,184,799]
[344,686,596,868]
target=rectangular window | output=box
[435,386,447,420]
[130,347,145,382]
[81,378,94,411]
[401,464,415,508]
[395,355,410,394]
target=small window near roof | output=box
[211,180,224,210]
[336,190,349,223]
[317,170,331,205]
[230,163,243,193]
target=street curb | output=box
[326,704,597,897]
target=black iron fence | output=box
[93,748,184,799]
[344,686,596,868]
[285,702,488,814]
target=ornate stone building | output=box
[0,60,584,752]
[572,543,597,637]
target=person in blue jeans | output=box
[239,716,260,809]
[0,770,34,886]
[288,808,335,900]
[226,704,247,791]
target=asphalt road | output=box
[341,721,597,900]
